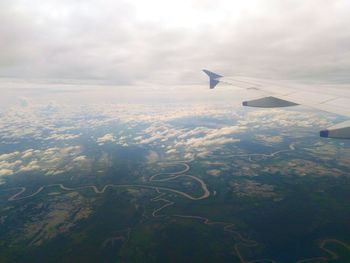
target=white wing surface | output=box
[203,70,350,139]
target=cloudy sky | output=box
[1,0,350,85]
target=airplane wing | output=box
[203,69,350,139]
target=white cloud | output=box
[207,169,221,177]
[0,160,22,170]
[22,149,34,159]
[0,152,20,161]
[175,126,244,148]
[46,133,81,141]
[166,149,177,154]
[146,151,159,163]
[255,135,284,144]
[0,169,13,176]
[96,133,116,145]
[0,146,84,179]
[19,160,40,172]
[73,156,87,162]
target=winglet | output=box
[203,69,222,89]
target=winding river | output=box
[2,143,347,262]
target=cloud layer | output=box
[0,100,349,184]
[1,0,350,84]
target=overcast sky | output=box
[1,0,350,85]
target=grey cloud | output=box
[211,2,350,81]
[1,0,350,84]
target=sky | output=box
[1,0,350,85]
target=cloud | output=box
[1,1,350,83]
[45,133,81,141]
[207,169,221,177]
[96,133,116,145]
[174,125,244,148]
[255,135,284,145]
[73,155,87,162]
[135,124,184,145]
[22,149,34,159]
[146,151,159,163]
[166,149,177,154]
[0,160,22,170]
[18,160,41,172]
[241,108,335,131]
[0,152,20,161]
[0,146,85,180]
[0,169,13,176]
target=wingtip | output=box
[203,70,223,89]
[202,69,211,77]
[202,69,222,79]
